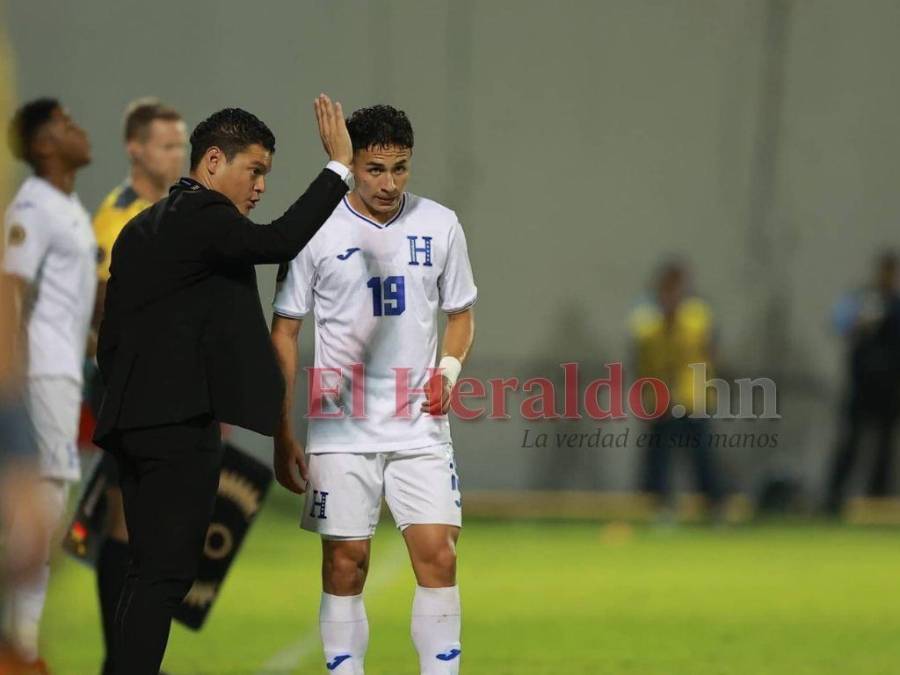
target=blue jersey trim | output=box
[272,307,306,320]
[113,183,139,209]
[342,194,406,229]
[443,296,478,314]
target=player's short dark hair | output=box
[346,105,414,153]
[189,108,275,170]
[124,98,182,142]
[8,97,60,169]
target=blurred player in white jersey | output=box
[271,105,476,675]
[2,98,96,672]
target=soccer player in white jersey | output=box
[271,105,476,675]
[2,98,96,671]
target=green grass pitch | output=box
[39,493,900,674]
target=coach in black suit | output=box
[93,95,352,674]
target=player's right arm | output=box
[0,274,30,382]
[3,204,53,379]
[271,314,308,495]
[270,238,317,494]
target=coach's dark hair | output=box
[189,108,275,169]
[8,97,59,169]
[124,97,182,142]
[346,105,414,153]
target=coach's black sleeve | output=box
[199,168,347,266]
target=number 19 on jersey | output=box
[367,275,406,316]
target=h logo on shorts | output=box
[310,490,329,519]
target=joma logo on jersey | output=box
[337,247,361,260]
[407,235,433,266]
[310,490,329,519]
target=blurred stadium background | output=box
[3,0,900,673]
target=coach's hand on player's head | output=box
[314,93,353,167]
[274,435,309,495]
[421,372,452,416]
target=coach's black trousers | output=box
[112,416,222,675]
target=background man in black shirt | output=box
[827,251,900,514]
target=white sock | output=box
[2,563,50,661]
[411,585,461,675]
[1,479,67,661]
[319,592,368,674]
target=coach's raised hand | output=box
[314,93,352,166]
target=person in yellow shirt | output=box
[90,98,185,675]
[94,98,185,291]
[628,260,722,516]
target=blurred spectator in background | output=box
[0,287,50,675]
[1,98,96,672]
[1,184,52,675]
[628,259,722,517]
[0,350,49,675]
[826,251,900,515]
[0,35,52,675]
[89,98,186,675]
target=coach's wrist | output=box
[325,160,354,189]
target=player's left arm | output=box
[86,285,103,359]
[423,216,478,415]
[422,308,475,415]
[90,208,115,357]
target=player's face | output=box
[42,107,91,169]
[131,119,187,187]
[210,143,271,216]
[351,145,412,217]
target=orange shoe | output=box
[0,649,49,675]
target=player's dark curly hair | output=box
[346,105,414,153]
[8,97,60,169]
[189,107,275,169]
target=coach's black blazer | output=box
[93,170,347,450]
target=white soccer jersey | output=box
[273,192,477,454]
[3,176,97,384]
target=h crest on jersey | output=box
[407,235,433,266]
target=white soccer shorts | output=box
[25,376,82,483]
[301,443,462,539]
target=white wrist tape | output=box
[438,356,462,387]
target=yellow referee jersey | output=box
[93,183,151,282]
[629,296,716,415]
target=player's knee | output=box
[434,543,458,577]
[323,542,370,594]
[42,479,68,526]
[416,541,457,583]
